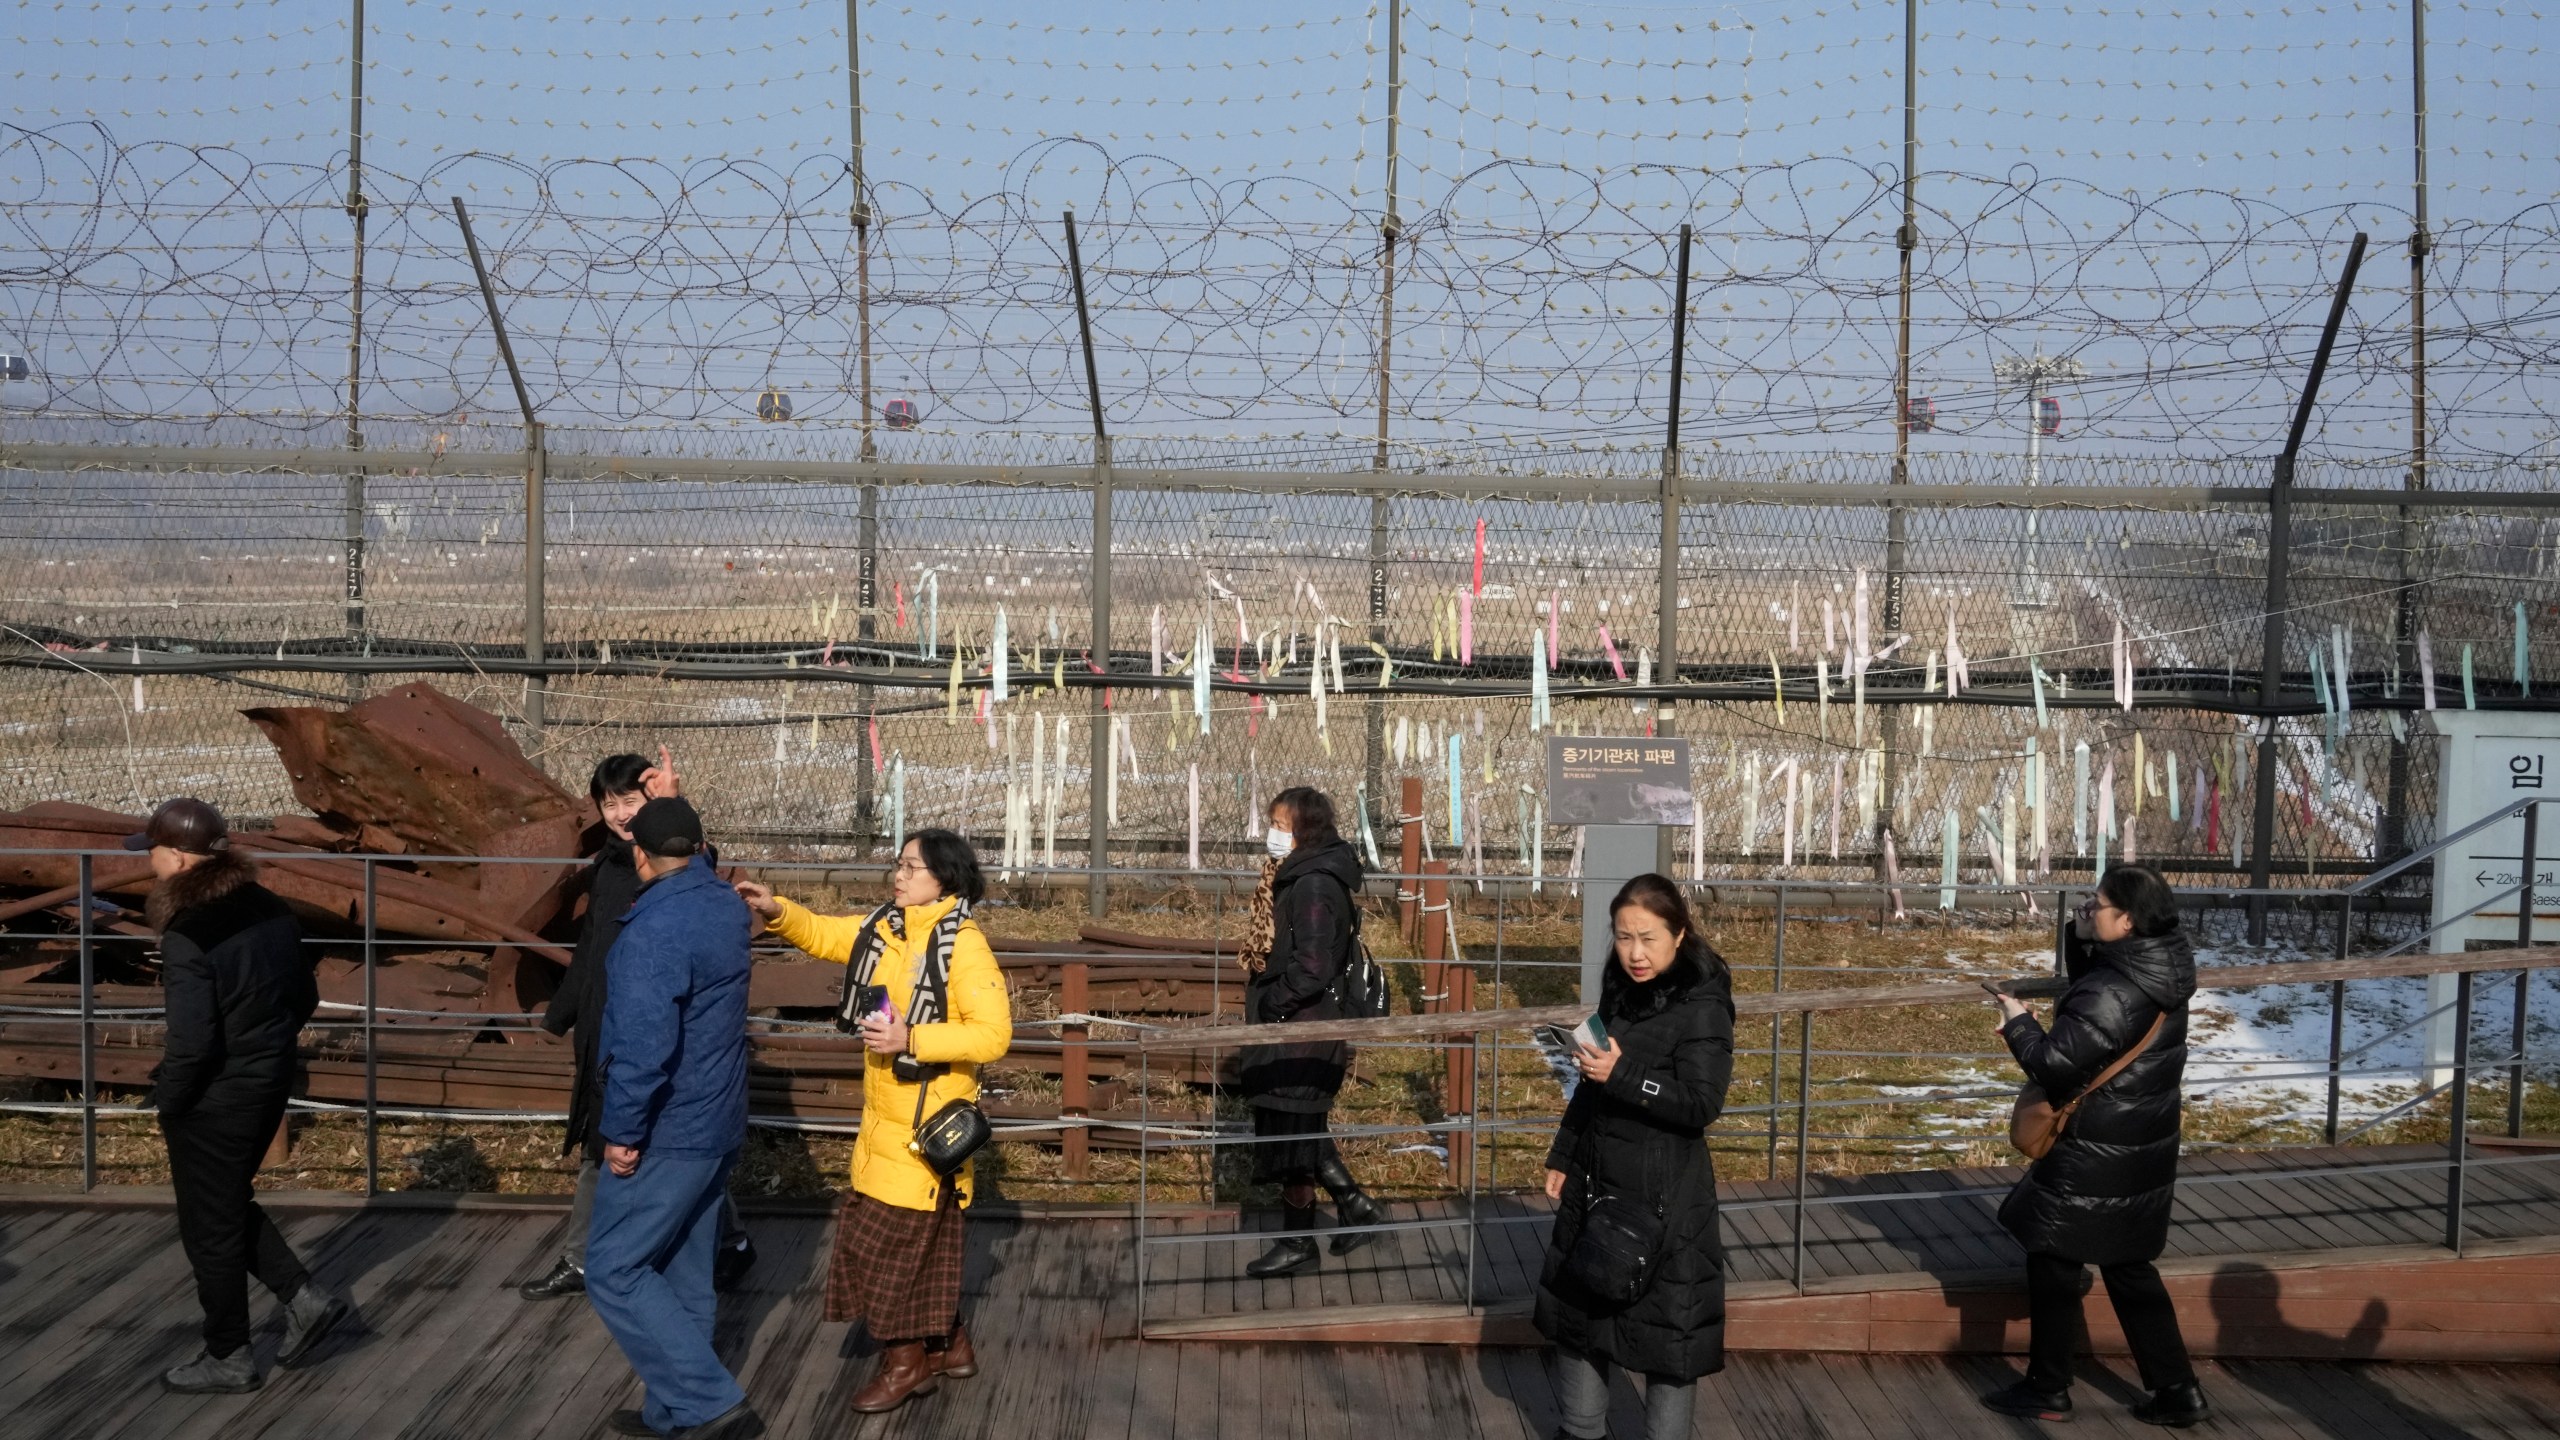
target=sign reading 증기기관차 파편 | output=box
[1545,736,1694,827]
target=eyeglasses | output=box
[893,859,932,876]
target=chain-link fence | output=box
[6,437,2552,883]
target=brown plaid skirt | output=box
[824,1190,966,1338]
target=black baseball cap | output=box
[122,798,230,855]
[628,796,704,859]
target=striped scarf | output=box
[835,898,970,1029]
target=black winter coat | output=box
[1998,925,2197,1266]
[1533,947,1736,1380]
[148,853,316,1123]
[1238,839,1364,1114]
[541,835,643,1159]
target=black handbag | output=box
[1557,1189,1668,1306]
[906,1064,992,1179]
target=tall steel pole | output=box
[2384,0,2430,858]
[2248,232,2368,943]
[849,0,880,846]
[452,197,547,736]
[1066,211,1114,916]
[343,0,369,700]
[1658,224,1692,738]
[1878,0,1918,868]
[1367,0,1405,840]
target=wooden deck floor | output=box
[7,1190,2560,1439]
[1136,1144,2560,1330]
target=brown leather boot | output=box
[935,1322,978,1379]
[850,1341,939,1413]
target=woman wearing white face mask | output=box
[1235,786,1381,1277]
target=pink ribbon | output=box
[1598,624,1627,681]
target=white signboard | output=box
[2424,711,2560,1087]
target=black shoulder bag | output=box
[1557,1173,1667,1307]
[894,903,992,1179]
[908,1074,992,1179]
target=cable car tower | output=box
[1992,350,2086,610]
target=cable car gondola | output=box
[756,388,793,422]
[883,398,920,430]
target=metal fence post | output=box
[1767,882,1786,1180]
[1062,960,1090,1180]
[2512,800,2538,1137]
[1135,1032,1151,1336]
[2326,890,2351,1144]
[78,852,95,1193]
[1790,1008,1813,1291]
[364,857,380,1196]
[2445,967,2473,1252]
[1488,887,1506,1218]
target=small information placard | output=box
[1546,736,1694,826]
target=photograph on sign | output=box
[1546,736,1694,826]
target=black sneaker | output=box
[1981,1380,2074,1423]
[277,1284,348,1367]
[162,1347,260,1394]
[713,1233,756,1293]
[518,1256,585,1301]
[671,1401,767,1439]
[2131,1382,2210,1428]
[609,1410,657,1437]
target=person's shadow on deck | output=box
[2198,1260,2435,1438]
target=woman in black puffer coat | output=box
[1534,874,1734,1440]
[1235,785,1385,1278]
[1983,863,2208,1430]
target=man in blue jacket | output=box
[587,797,763,1440]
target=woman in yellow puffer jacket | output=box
[734,828,1010,1416]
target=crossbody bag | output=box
[2009,1010,2165,1160]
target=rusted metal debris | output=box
[0,681,1253,1137]
[243,682,586,935]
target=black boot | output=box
[713,1231,756,1293]
[518,1255,585,1301]
[1245,1204,1320,1278]
[2130,1382,2209,1428]
[1315,1149,1382,1256]
[1980,1380,2074,1422]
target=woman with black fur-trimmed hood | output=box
[129,798,346,1395]
[1533,873,1736,1440]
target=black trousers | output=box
[2024,1252,2196,1393]
[161,1089,310,1356]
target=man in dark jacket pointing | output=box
[523,750,754,1302]
[137,798,347,1394]
[585,797,763,1440]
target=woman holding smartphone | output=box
[735,829,1012,1416]
[1533,874,1734,1440]
[1981,863,2207,1428]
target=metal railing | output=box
[1114,796,2559,1331]
[2,806,2551,1313]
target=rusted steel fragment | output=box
[243,682,585,933]
[0,802,567,963]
